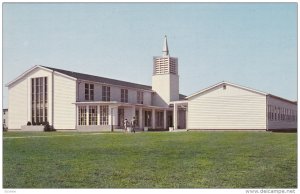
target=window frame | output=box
[102,86,111,101]
[137,91,144,104]
[100,105,109,125]
[121,89,128,103]
[85,83,94,101]
[78,106,87,125]
[89,106,98,125]
[31,77,48,124]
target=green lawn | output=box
[3,131,297,188]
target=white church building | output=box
[6,36,297,131]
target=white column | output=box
[163,109,167,129]
[139,107,143,129]
[108,105,112,126]
[97,105,100,125]
[86,105,89,126]
[173,103,178,130]
[108,105,118,127]
[152,109,155,129]
[109,106,113,131]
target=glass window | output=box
[121,89,128,103]
[31,77,48,124]
[102,86,110,101]
[100,105,108,125]
[135,110,139,127]
[156,111,163,127]
[78,106,87,125]
[85,83,94,101]
[89,106,98,125]
[145,110,152,127]
[137,91,144,104]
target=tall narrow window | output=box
[268,105,271,121]
[135,110,139,127]
[145,111,152,127]
[100,105,109,125]
[121,89,128,103]
[89,106,98,125]
[102,86,110,101]
[31,77,48,124]
[271,106,274,120]
[78,106,87,125]
[137,91,144,104]
[156,111,163,127]
[85,83,94,101]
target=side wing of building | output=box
[187,83,267,130]
[8,67,53,129]
[267,95,297,130]
[7,66,76,130]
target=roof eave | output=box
[6,65,53,87]
[267,94,297,105]
[186,81,267,99]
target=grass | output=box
[3,131,297,188]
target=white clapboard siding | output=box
[267,95,297,130]
[53,72,76,129]
[8,77,28,129]
[8,67,54,129]
[188,84,266,130]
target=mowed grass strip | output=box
[3,131,297,188]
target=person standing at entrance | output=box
[124,119,128,132]
[131,117,136,133]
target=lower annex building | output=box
[6,36,297,131]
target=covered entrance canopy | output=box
[74,101,172,131]
[170,100,188,130]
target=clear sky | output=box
[2,3,297,108]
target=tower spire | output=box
[162,35,169,56]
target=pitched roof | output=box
[186,81,296,104]
[45,66,188,99]
[42,66,153,91]
[179,94,187,100]
[7,65,187,98]
[186,81,267,99]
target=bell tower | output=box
[152,35,179,107]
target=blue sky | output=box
[3,3,297,108]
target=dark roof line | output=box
[42,66,187,100]
[42,66,152,91]
[267,94,297,105]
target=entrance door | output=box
[144,110,152,127]
[167,111,173,128]
[118,108,124,127]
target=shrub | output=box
[44,122,55,132]
[27,121,32,126]
[3,124,8,132]
[32,121,36,126]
